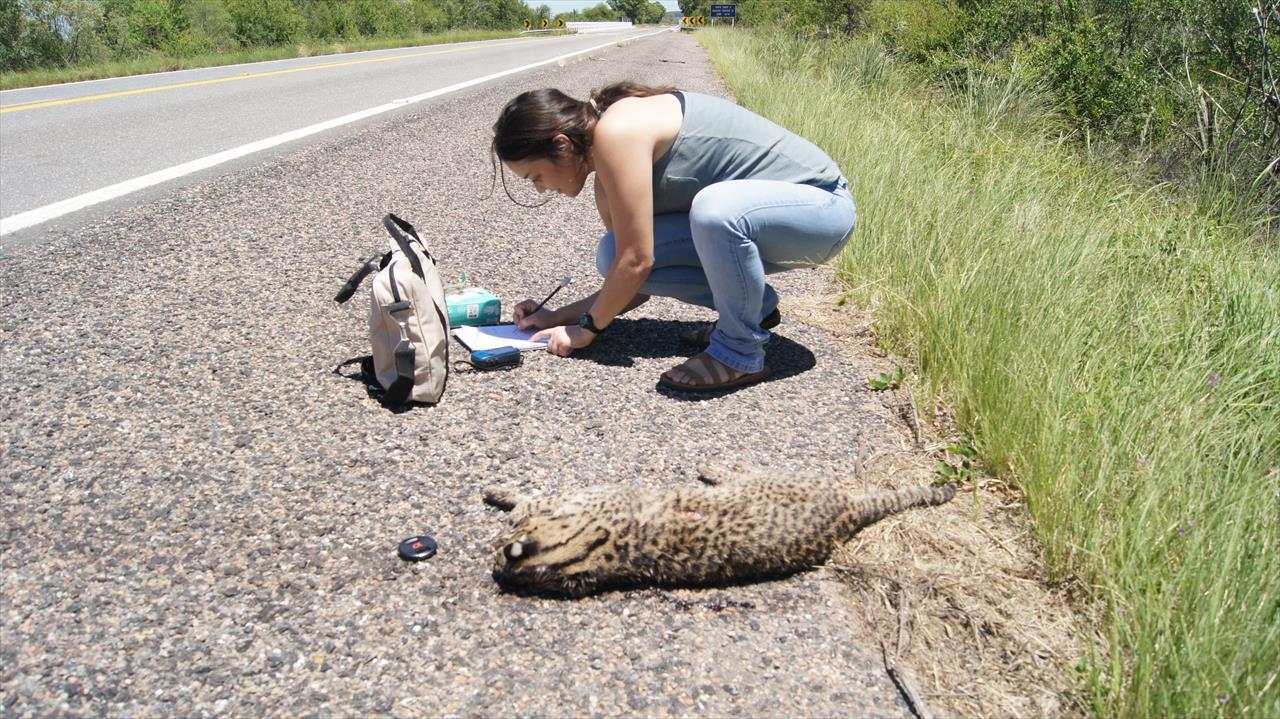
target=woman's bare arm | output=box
[587,113,656,329]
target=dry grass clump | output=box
[787,292,1093,719]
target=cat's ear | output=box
[483,487,528,511]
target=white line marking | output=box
[0,29,671,237]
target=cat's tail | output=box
[852,483,957,527]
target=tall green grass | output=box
[698,29,1279,718]
[0,29,523,91]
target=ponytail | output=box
[588,81,677,115]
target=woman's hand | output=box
[512,299,555,331]
[532,325,595,357]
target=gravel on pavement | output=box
[2,32,921,717]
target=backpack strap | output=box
[333,255,377,304]
[383,261,416,405]
[385,342,416,405]
[383,213,426,281]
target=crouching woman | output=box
[493,82,855,392]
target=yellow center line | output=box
[0,37,542,114]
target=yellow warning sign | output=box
[540,18,549,29]
[557,18,565,28]
[522,19,531,29]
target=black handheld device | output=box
[398,535,437,561]
[470,346,522,370]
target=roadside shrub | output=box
[182,0,235,53]
[412,0,450,32]
[0,1,19,69]
[159,27,208,55]
[225,0,304,46]
[0,0,61,70]
[581,3,620,21]
[0,0,114,70]
[863,0,962,59]
[302,0,358,40]
[1028,15,1151,137]
[122,0,187,52]
[350,0,412,37]
[734,0,845,34]
[963,0,1277,218]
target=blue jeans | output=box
[596,179,856,373]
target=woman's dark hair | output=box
[489,81,674,205]
[491,81,676,164]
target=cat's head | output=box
[485,488,626,598]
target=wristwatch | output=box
[578,312,606,335]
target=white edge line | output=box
[0,28,672,237]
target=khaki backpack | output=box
[335,214,449,405]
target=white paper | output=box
[451,324,549,352]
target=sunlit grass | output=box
[699,28,1279,718]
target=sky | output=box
[534,1,684,12]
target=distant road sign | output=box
[697,15,706,25]
[710,4,736,18]
[557,18,565,28]
[540,18,549,29]
[522,19,531,29]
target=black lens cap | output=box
[397,535,438,562]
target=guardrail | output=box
[565,21,634,33]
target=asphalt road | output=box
[1,31,921,718]
[0,29,663,239]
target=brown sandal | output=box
[659,352,771,392]
[679,307,782,348]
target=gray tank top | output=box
[651,91,843,215]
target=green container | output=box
[445,286,501,327]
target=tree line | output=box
[724,0,1279,211]
[0,0,657,73]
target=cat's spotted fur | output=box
[484,463,956,597]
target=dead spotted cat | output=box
[484,463,956,597]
